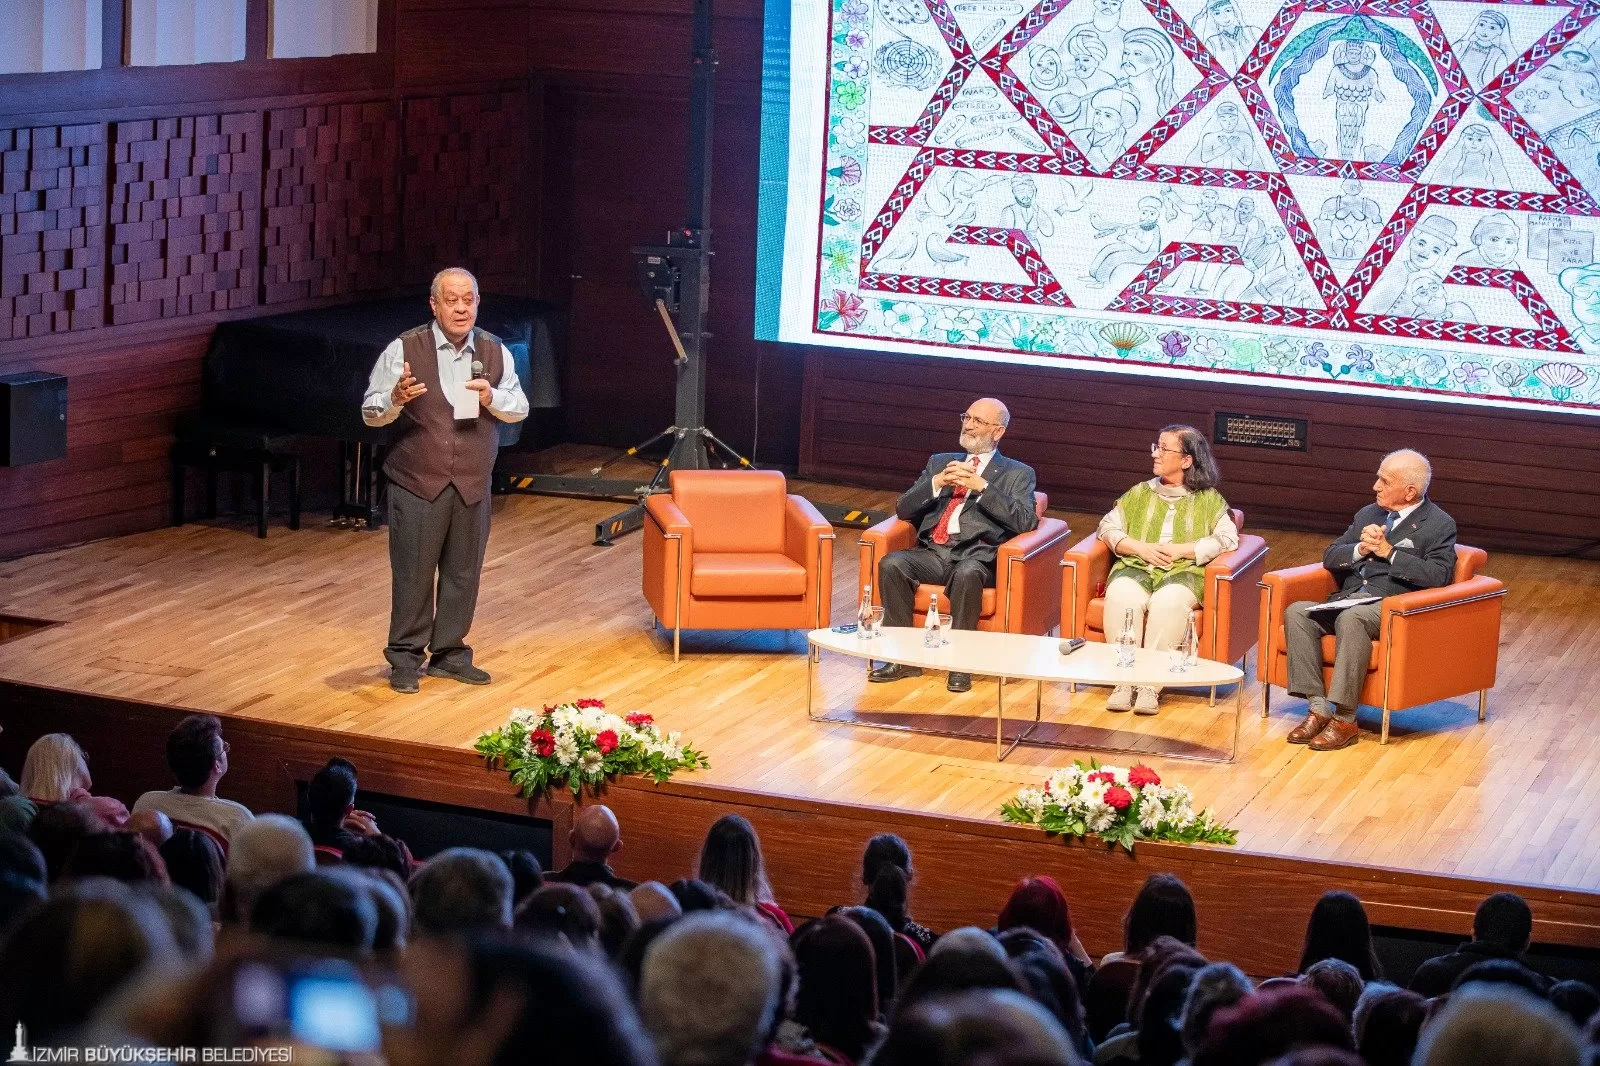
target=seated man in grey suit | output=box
[1285,449,1458,751]
[870,397,1040,693]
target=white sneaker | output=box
[1107,685,1134,712]
[1134,686,1161,715]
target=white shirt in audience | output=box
[132,788,255,841]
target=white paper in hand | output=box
[452,383,480,421]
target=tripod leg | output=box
[699,427,754,469]
[592,427,678,476]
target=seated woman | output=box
[1097,425,1237,715]
[20,732,130,827]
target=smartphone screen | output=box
[289,975,381,1053]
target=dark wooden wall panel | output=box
[799,349,1600,556]
[0,123,106,339]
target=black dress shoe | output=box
[947,672,973,693]
[868,662,923,683]
[390,669,420,694]
[427,661,492,685]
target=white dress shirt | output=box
[362,322,528,427]
[942,450,996,537]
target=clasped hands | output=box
[390,361,492,408]
[1356,524,1394,559]
[1122,539,1196,567]
[933,460,987,494]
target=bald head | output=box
[571,804,622,862]
[959,397,1012,454]
[631,880,683,923]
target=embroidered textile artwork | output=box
[794,0,1600,411]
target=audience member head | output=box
[158,828,224,906]
[1129,936,1206,1026]
[396,935,656,1066]
[695,814,773,908]
[668,877,725,913]
[1452,956,1548,996]
[792,915,880,1061]
[498,849,543,909]
[1138,960,1203,1066]
[325,866,408,956]
[1474,891,1533,953]
[1192,984,1354,1066]
[1000,932,1088,1055]
[589,883,641,958]
[835,905,898,1017]
[1301,958,1363,1023]
[126,809,173,848]
[638,910,783,1066]
[340,832,414,881]
[19,732,91,802]
[898,929,1022,1017]
[410,846,514,938]
[1297,891,1380,980]
[1353,987,1424,1066]
[632,880,683,923]
[250,869,377,952]
[872,988,1083,1066]
[515,882,601,953]
[0,878,179,1044]
[0,829,47,931]
[1413,985,1581,1066]
[1124,873,1197,955]
[1262,1050,1364,1066]
[28,800,109,881]
[165,714,227,792]
[224,813,313,923]
[996,875,1076,960]
[138,882,215,962]
[1180,962,1253,1056]
[865,859,911,933]
[572,803,624,862]
[62,829,171,888]
[305,758,358,833]
[1547,979,1599,1030]
[862,832,915,888]
[619,915,680,996]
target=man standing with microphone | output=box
[362,268,528,693]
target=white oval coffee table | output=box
[806,626,1245,762]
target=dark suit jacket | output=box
[1323,499,1458,599]
[896,451,1039,568]
[548,859,636,891]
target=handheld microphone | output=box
[471,359,484,379]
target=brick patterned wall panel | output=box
[107,113,263,326]
[402,92,528,286]
[0,123,107,341]
[262,103,400,304]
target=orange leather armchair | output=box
[856,493,1070,635]
[1060,509,1269,672]
[643,470,835,661]
[1257,545,1505,743]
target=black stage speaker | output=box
[0,371,68,466]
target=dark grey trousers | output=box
[878,546,994,631]
[1284,599,1383,721]
[384,482,491,673]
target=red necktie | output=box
[931,456,980,546]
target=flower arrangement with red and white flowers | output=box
[475,699,709,797]
[1000,759,1236,852]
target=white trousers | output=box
[1103,577,1197,655]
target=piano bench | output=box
[170,417,302,539]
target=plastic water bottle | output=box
[1171,615,1198,674]
[924,592,943,649]
[1116,607,1137,668]
[857,584,875,638]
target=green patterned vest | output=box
[1107,481,1227,599]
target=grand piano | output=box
[199,295,561,526]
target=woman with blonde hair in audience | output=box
[20,732,129,826]
[696,813,793,934]
[1097,425,1237,715]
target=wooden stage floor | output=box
[1,452,1598,918]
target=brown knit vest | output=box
[382,324,505,506]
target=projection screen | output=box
[755,0,1600,415]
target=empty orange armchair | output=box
[1059,509,1269,669]
[1257,545,1505,743]
[643,470,835,660]
[856,493,1069,635]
